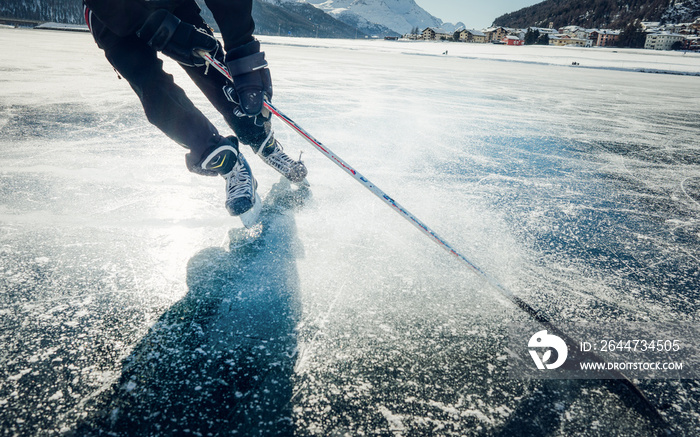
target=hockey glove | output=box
[137,9,220,67]
[223,40,272,117]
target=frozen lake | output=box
[1,27,699,435]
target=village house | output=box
[483,27,509,43]
[459,29,486,43]
[560,25,594,41]
[590,30,620,46]
[645,32,686,50]
[421,27,436,40]
[641,22,661,30]
[536,27,558,36]
[402,32,421,40]
[549,34,589,47]
[503,35,524,45]
[422,27,453,41]
[686,35,700,50]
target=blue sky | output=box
[413,0,542,30]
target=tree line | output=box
[494,0,676,29]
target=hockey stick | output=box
[199,51,668,430]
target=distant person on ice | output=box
[83,0,307,217]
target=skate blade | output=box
[239,192,262,228]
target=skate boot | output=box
[256,133,307,183]
[199,137,259,217]
[223,154,259,217]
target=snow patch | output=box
[378,405,406,433]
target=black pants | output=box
[85,1,268,172]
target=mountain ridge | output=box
[493,0,700,29]
[270,0,443,35]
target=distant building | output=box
[590,30,620,47]
[459,29,486,43]
[536,27,558,35]
[422,27,436,40]
[503,35,523,46]
[686,36,700,51]
[550,34,588,47]
[402,32,421,40]
[640,22,661,30]
[483,27,509,43]
[422,27,453,40]
[645,32,686,50]
[560,25,593,40]
[560,25,583,34]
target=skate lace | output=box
[226,160,253,199]
[263,143,297,175]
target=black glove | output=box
[223,40,272,116]
[137,9,220,67]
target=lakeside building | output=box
[590,30,621,47]
[422,27,453,40]
[503,35,524,45]
[645,32,686,50]
[459,29,487,43]
[483,27,509,43]
[549,34,589,47]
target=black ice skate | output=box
[257,133,308,183]
[200,138,261,224]
[223,153,259,219]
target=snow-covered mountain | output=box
[265,0,443,36]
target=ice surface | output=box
[1,28,699,435]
